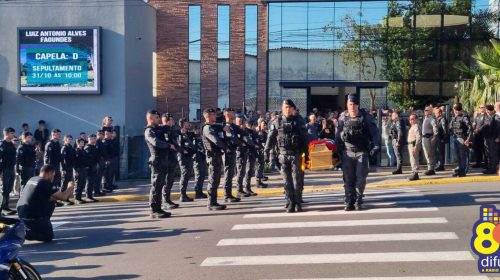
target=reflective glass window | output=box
[189,5,201,121]
[218,5,230,109]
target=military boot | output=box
[257,179,268,188]
[344,203,355,211]
[246,186,258,196]
[195,192,208,199]
[295,203,303,212]
[408,173,420,181]
[237,188,251,198]
[392,168,402,175]
[225,195,241,203]
[180,191,194,202]
[286,201,296,213]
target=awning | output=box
[279,80,389,89]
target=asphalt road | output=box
[19,181,500,280]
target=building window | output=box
[245,5,258,112]
[189,5,201,122]
[218,5,230,109]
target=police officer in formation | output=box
[265,99,309,213]
[61,135,76,194]
[421,106,438,176]
[473,104,487,168]
[407,113,422,181]
[235,116,255,198]
[193,128,208,199]
[390,110,406,174]
[1,128,18,215]
[84,134,101,201]
[242,120,258,196]
[144,110,172,219]
[482,105,500,174]
[16,132,36,189]
[74,138,90,204]
[44,129,62,188]
[201,108,228,211]
[255,119,268,188]
[434,107,448,171]
[336,94,380,211]
[222,108,242,203]
[177,118,196,202]
[449,103,473,177]
[161,113,180,209]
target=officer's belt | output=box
[422,134,433,138]
[345,146,368,153]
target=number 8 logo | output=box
[474,222,500,255]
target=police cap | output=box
[486,104,495,111]
[22,132,32,138]
[347,93,360,105]
[89,134,97,138]
[52,129,61,133]
[147,109,160,116]
[162,112,173,119]
[223,107,234,113]
[203,108,216,114]
[282,99,296,109]
[3,127,15,133]
[453,103,463,111]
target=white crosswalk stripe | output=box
[243,207,439,219]
[232,217,448,230]
[261,277,489,280]
[217,232,458,246]
[200,251,474,266]
[250,199,432,211]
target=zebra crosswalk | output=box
[200,187,484,279]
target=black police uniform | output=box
[61,143,76,192]
[337,109,380,210]
[160,125,180,208]
[178,130,197,201]
[44,139,62,188]
[449,112,472,176]
[145,124,171,214]
[101,138,115,191]
[222,122,242,202]
[236,125,255,197]
[74,145,89,201]
[193,133,208,199]
[483,113,500,173]
[390,117,406,173]
[16,143,36,189]
[0,139,17,212]
[84,143,100,199]
[255,128,268,187]
[473,112,487,168]
[265,113,308,213]
[435,115,449,170]
[95,137,106,195]
[16,176,59,242]
[202,121,228,210]
[243,128,259,195]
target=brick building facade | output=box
[150,0,268,119]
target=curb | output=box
[97,175,500,203]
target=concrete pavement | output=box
[18,180,500,279]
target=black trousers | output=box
[207,153,223,205]
[149,163,167,212]
[436,139,446,169]
[392,139,404,170]
[1,168,15,210]
[23,203,56,242]
[223,151,236,197]
[61,168,74,192]
[278,153,302,205]
[20,167,35,189]
[193,155,207,194]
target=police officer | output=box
[85,134,100,202]
[265,99,309,213]
[243,121,258,196]
[193,127,208,199]
[390,110,406,174]
[449,103,473,177]
[44,129,62,189]
[434,107,448,171]
[482,105,500,174]
[407,114,422,181]
[201,108,228,211]
[255,119,268,188]
[422,106,438,175]
[74,138,88,204]
[161,113,180,209]
[61,135,76,196]
[101,131,115,193]
[336,94,380,211]
[235,116,254,198]
[177,118,196,202]
[144,110,171,219]
[94,130,107,196]
[222,108,242,203]
[16,132,36,190]
[1,128,18,215]
[473,105,487,168]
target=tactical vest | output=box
[344,114,370,149]
[277,116,302,151]
[452,116,466,138]
[202,124,224,155]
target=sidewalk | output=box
[95,166,500,202]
